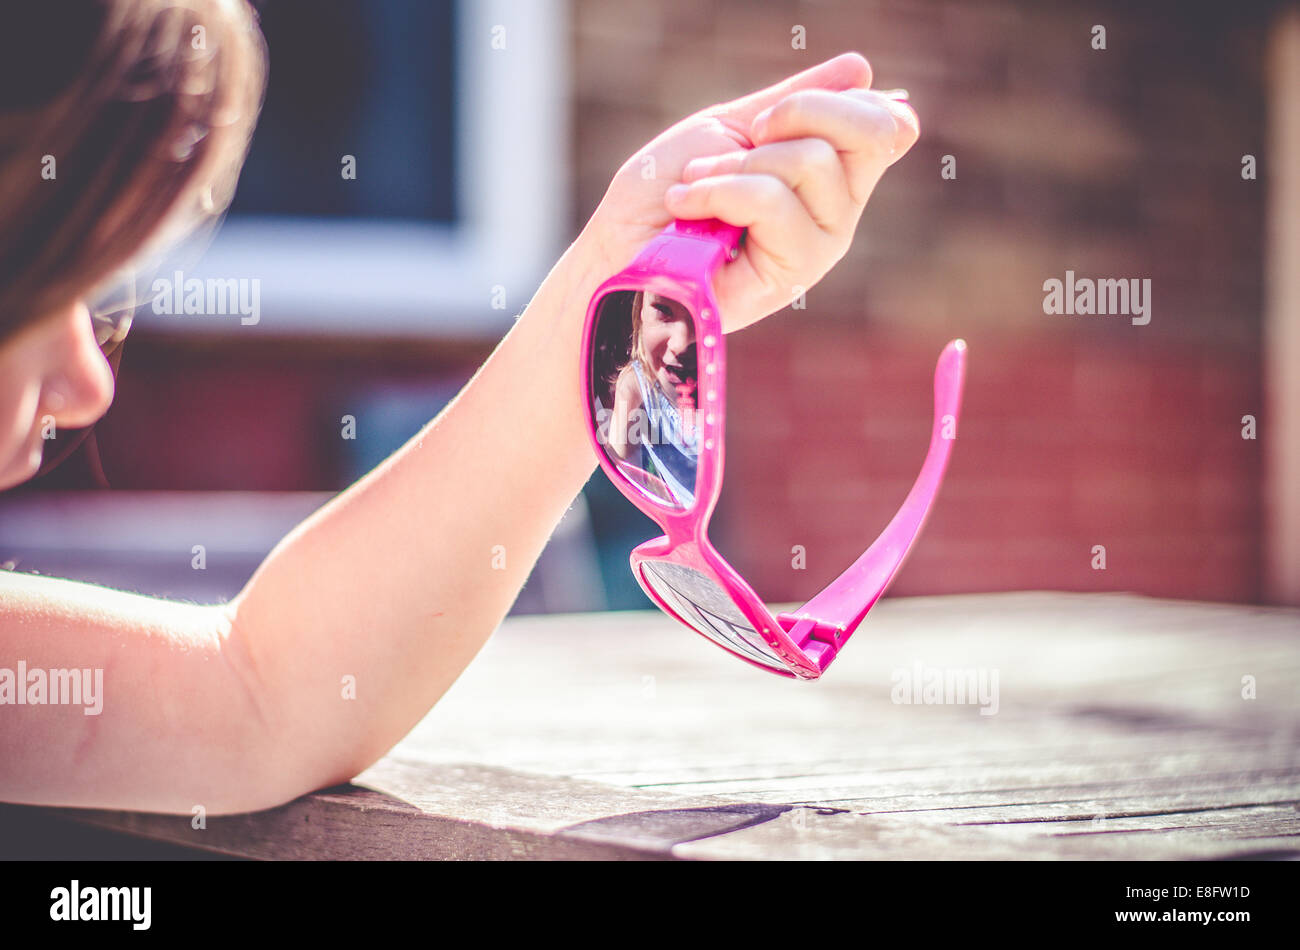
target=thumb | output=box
[704,52,873,129]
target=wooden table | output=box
[9,592,1300,860]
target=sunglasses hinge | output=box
[778,613,846,650]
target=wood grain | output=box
[11,592,1298,860]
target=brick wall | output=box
[26,0,1274,607]
[573,0,1273,602]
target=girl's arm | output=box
[607,363,643,460]
[0,53,917,814]
[0,231,610,815]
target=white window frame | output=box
[156,0,570,340]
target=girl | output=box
[605,291,700,507]
[0,0,918,814]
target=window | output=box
[164,0,569,338]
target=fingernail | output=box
[752,105,773,137]
[877,88,910,102]
[665,183,689,203]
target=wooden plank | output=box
[631,743,1300,799]
[582,738,1299,788]
[37,760,752,860]
[20,592,1300,860]
[669,804,1300,861]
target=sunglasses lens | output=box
[639,560,787,670]
[86,265,151,354]
[588,290,700,510]
[82,188,230,352]
[90,307,134,353]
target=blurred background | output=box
[3,0,1297,612]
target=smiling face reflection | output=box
[588,290,701,509]
[638,292,696,402]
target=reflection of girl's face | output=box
[638,293,695,398]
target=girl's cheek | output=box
[642,328,665,356]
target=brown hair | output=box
[0,0,266,338]
[598,290,654,403]
[627,290,654,376]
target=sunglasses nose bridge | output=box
[648,512,702,551]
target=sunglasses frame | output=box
[581,217,966,679]
[89,303,134,358]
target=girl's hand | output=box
[580,52,919,333]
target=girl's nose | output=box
[43,302,115,430]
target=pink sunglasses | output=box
[581,217,966,679]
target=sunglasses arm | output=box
[776,339,967,660]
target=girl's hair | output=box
[600,291,656,400]
[0,0,267,339]
[627,290,654,376]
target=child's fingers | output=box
[703,52,873,133]
[665,172,818,239]
[680,138,853,234]
[665,172,836,290]
[749,88,917,205]
[843,88,920,159]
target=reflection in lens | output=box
[588,290,700,509]
[640,560,787,670]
